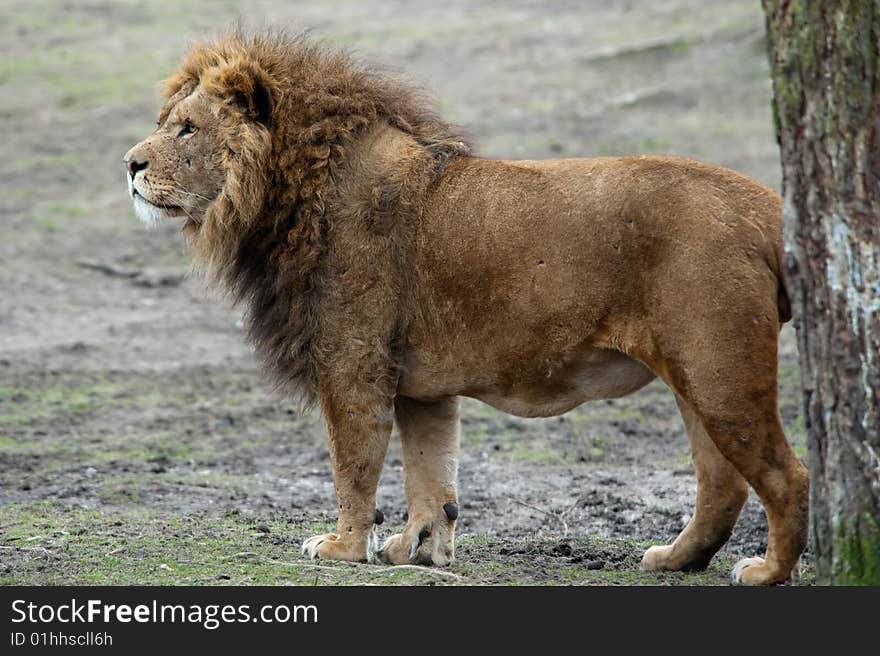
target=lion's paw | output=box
[731,556,796,585]
[640,545,674,571]
[301,529,376,563]
[731,556,767,584]
[375,518,454,566]
[640,543,713,572]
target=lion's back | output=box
[414,153,788,337]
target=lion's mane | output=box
[161,31,470,406]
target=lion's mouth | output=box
[132,189,183,212]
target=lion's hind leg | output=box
[375,396,460,566]
[645,322,808,584]
[641,395,749,572]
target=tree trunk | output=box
[761,0,880,584]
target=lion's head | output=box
[124,36,284,268]
[123,87,230,227]
[126,31,467,271]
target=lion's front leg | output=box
[302,386,393,563]
[376,396,460,566]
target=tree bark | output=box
[762,0,880,584]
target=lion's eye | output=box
[177,123,197,138]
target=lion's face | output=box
[124,89,226,228]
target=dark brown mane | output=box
[161,30,470,407]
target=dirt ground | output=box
[0,0,810,585]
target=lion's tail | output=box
[777,273,792,324]
[772,234,792,325]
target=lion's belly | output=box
[398,346,655,418]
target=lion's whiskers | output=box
[163,190,203,225]
[179,189,214,203]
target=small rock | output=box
[132,268,185,288]
[550,542,573,557]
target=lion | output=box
[123,31,809,585]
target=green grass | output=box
[27,201,88,232]
[0,502,437,586]
[2,501,813,586]
[0,382,118,427]
[508,443,565,465]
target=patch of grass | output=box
[596,136,674,156]
[452,533,815,586]
[96,478,152,506]
[0,502,446,585]
[0,502,815,586]
[42,201,87,219]
[0,0,244,123]
[0,428,203,471]
[553,559,734,585]
[575,431,608,462]
[30,215,58,232]
[0,382,119,427]
[508,444,564,465]
[460,424,490,445]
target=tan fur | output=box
[124,31,808,584]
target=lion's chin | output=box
[132,193,186,229]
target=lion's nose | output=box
[126,158,149,180]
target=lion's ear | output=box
[203,59,275,125]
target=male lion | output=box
[124,31,808,585]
